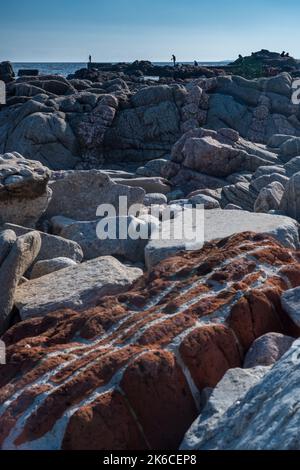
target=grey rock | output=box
[143,193,168,206]
[281,287,300,327]
[279,137,300,162]
[252,165,285,179]
[15,256,143,320]
[244,333,295,368]
[45,170,145,220]
[186,339,300,449]
[224,204,242,210]
[4,223,83,263]
[136,159,169,177]
[250,173,289,193]
[221,182,257,211]
[51,214,158,262]
[267,134,292,148]
[166,189,185,202]
[254,181,284,213]
[280,171,300,221]
[181,366,269,450]
[0,231,41,332]
[30,257,78,279]
[0,229,16,265]
[0,152,52,227]
[113,177,171,195]
[284,156,300,177]
[145,208,299,269]
[189,194,220,209]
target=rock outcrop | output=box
[145,208,299,269]
[0,152,52,227]
[15,256,143,320]
[44,170,145,221]
[181,365,270,450]
[0,230,41,333]
[1,232,300,449]
[182,339,300,449]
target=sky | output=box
[1,0,300,62]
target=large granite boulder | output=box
[254,181,285,213]
[206,73,300,144]
[0,61,15,83]
[44,170,145,221]
[0,152,52,227]
[15,256,143,320]
[280,171,300,221]
[243,332,295,368]
[145,208,299,269]
[51,214,159,262]
[1,100,81,170]
[182,339,300,449]
[4,224,83,263]
[164,127,279,194]
[181,366,269,450]
[0,230,41,333]
[103,85,187,163]
[1,232,300,449]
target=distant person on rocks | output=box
[285,52,290,57]
[88,55,92,69]
[194,60,198,66]
[281,51,286,57]
[171,54,176,67]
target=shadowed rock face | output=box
[1,232,300,450]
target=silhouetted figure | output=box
[88,55,92,70]
[194,60,198,66]
[171,54,176,67]
[281,51,286,57]
[238,54,243,60]
[285,52,290,57]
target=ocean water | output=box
[12,61,230,78]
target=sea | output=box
[12,62,230,78]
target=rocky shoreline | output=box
[1,52,300,450]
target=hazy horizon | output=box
[1,0,300,63]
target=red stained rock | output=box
[62,390,147,450]
[1,232,300,450]
[179,324,242,389]
[121,350,198,450]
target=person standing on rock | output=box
[171,54,176,67]
[88,55,92,69]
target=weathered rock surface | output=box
[113,177,171,195]
[243,332,295,368]
[4,224,83,263]
[183,339,300,449]
[1,232,300,449]
[51,215,159,262]
[45,170,145,220]
[0,230,41,332]
[280,171,300,221]
[14,256,143,320]
[145,208,300,269]
[0,152,51,227]
[30,257,78,279]
[281,287,300,328]
[181,366,269,450]
[254,181,284,213]
[206,73,300,144]
[164,127,279,194]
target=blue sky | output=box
[1,0,300,62]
